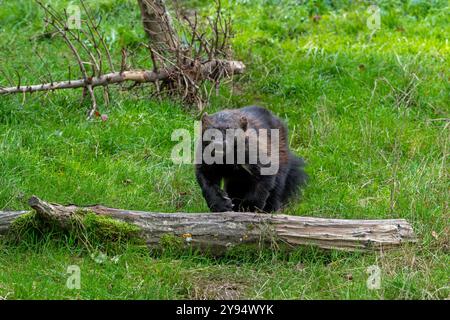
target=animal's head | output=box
[201,111,247,132]
[200,110,248,160]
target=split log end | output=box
[28,195,40,208]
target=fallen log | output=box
[0,60,245,95]
[0,211,29,236]
[0,196,416,252]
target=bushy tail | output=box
[281,153,308,204]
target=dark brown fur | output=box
[195,106,307,212]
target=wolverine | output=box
[195,106,307,212]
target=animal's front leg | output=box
[195,166,233,212]
[240,175,275,212]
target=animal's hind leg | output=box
[263,190,282,212]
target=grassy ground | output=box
[0,0,449,299]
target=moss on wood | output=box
[6,210,144,254]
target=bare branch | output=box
[1,0,245,114]
[0,60,244,95]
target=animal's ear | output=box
[201,112,211,129]
[240,116,248,131]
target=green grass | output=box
[0,0,449,299]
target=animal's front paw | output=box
[239,196,266,212]
[210,196,233,212]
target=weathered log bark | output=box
[0,196,416,253]
[0,211,29,235]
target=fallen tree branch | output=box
[1,0,245,114]
[0,196,417,253]
[0,60,245,95]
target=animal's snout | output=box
[212,141,225,155]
